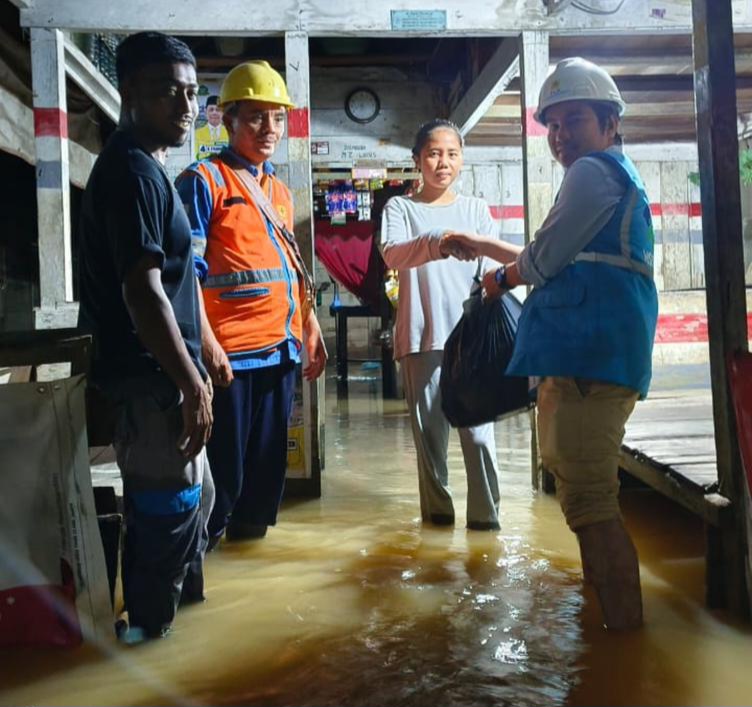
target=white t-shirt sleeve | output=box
[380,197,445,269]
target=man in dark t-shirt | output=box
[78,32,213,641]
[79,130,203,382]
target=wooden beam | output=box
[285,31,313,283]
[549,51,752,77]
[450,39,519,138]
[519,31,551,236]
[0,330,91,375]
[619,447,730,527]
[692,0,752,618]
[20,0,752,35]
[477,88,752,144]
[465,136,522,147]
[30,27,73,326]
[197,54,435,70]
[485,100,704,119]
[519,30,550,492]
[0,84,95,189]
[63,37,120,124]
[285,30,322,496]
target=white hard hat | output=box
[535,57,626,125]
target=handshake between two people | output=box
[438,231,491,262]
[438,232,522,300]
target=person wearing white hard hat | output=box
[443,57,658,630]
[176,61,327,547]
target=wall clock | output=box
[345,87,381,124]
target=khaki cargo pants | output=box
[536,377,638,530]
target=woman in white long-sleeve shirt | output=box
[380,119,509,530]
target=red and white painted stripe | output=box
[31,29,70,191]
[523,107,547,138]
[287,107,310,140]
[30,27,73,308]
[33,106,69,190]
[656,314,752,343]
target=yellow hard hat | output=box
[219,60,294,109]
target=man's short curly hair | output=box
[115,32,196,85]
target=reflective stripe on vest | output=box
[573,184,653,279]
[189,155,304,355]
[204,267,295,289]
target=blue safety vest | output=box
[506,150,658,398]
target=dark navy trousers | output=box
[206,362,296,540]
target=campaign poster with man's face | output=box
[195,81,230,161]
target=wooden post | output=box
[285,31,322,495]
[691,0,751,617]
[30,27,75,329]
[519,30,550,492]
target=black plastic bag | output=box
[440,290,530,428]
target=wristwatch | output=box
[494,264,508,289]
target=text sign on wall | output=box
[390,10,447,31]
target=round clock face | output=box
[345,88,380,124]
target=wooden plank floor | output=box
[620,390,730,525]
[624,391,717,489]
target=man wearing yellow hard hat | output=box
[176,60,327,547]
[442,58,658,630]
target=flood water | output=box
[1,367,751,706]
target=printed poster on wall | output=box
[286,372,307,478]
[194,78,230,161]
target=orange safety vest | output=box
[187,155,304,356]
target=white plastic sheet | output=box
[0,374,112,646]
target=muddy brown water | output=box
[1,372,751,706]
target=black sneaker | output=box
[429,513,455,526]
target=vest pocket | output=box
[222,196,248,207]
[219,286,271,300]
